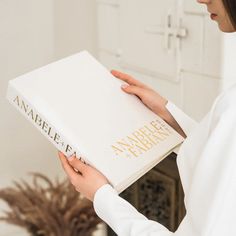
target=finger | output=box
[67,156,88,174]
[121,84,146,99]
[111,70,149,89]
[58,152,77,176]
[58,152,83,183]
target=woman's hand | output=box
[58,151,109,201]
[112,70,186,138]
[111,70,168,119]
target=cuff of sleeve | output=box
[165,101,197,137]
[93,184,118,217]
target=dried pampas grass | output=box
[0,173,102,236]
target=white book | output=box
[6,51,184,193]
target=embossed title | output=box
[111,119,172,158]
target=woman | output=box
[58,0,236,235]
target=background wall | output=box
[54,0,97,59]
[0,0,97,235]
[0,0,55,186]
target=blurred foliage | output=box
[0,173,102,236]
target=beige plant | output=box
[0,173,102,236]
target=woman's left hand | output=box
[58,151,109,201]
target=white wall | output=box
[54,0,97,59]
[0,1,55,234]
[0,0,98,235]
[0,0,57,184]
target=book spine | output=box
[6,81,89,164]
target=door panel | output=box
[119,0,183,81]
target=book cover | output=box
[6,51,184,193]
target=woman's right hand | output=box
[111,70,186,138]
[111,70,168,118]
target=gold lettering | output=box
[139,126,157,145]
[150,120,161,131]
[132,131,153,150]
[144,125,162,143]
[150,121,170,140]
[154,119,172,134]
[111,118,173,158]
[155,129,169,138]
[116,139,133,151]
[111,145,123,156]
[127,136,147,152]
[127,146,140,157]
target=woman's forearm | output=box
[160,107,187,138]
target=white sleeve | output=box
[165,101,197,137]
[191,106,236,235]
[93,184,173,236]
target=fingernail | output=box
[121,84,129,89]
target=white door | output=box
[119,0,187,81]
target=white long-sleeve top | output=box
[93,84,236,236]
